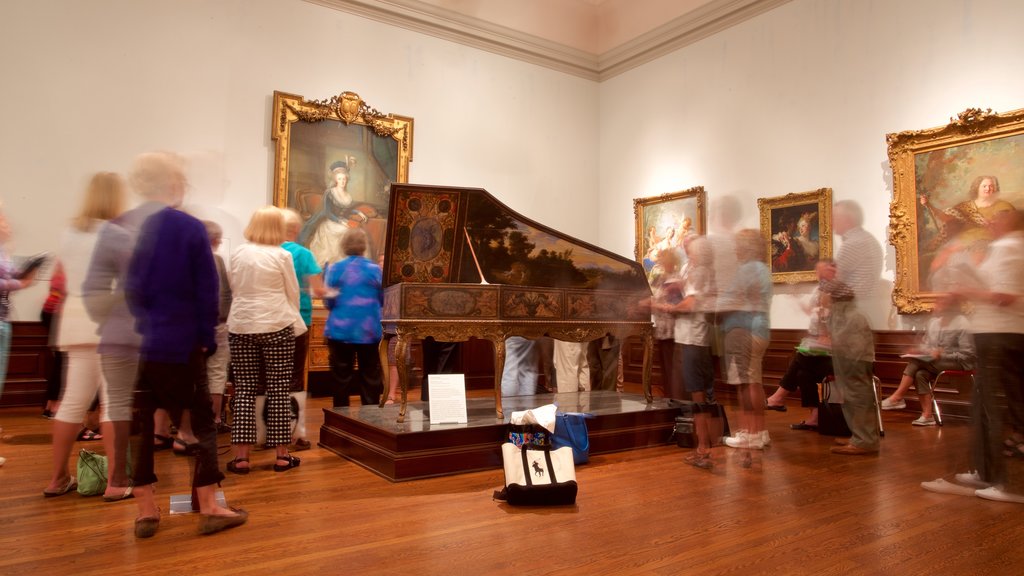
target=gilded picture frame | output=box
[633,187,707,273]
[271,90,414,266]
[757,188,833,283]
[887,107,1024,313]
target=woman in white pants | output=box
[43,173,127,498]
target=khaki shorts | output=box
[723,329,768,385]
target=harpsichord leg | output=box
[395,335,410,423]
[492,338,506,419]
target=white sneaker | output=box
[912,416,936,426]
[724,431,765,450]
[723,431,747,448]
[954,471,992,489]
[881,397,906,410]
[921,478,976,496]
[975,486,1024,504]
[759,430,771,446]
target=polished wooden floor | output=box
[1,387,1022,576]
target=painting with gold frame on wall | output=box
[887,107,1024,313]
[271,90,414,268]
[633,186,707,274]
[757,188,833,284]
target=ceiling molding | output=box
[598,0,794,81]
[304,0,792,82]
[304,0,601,80]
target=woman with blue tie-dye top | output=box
[324,227,384,407]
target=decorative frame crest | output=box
[887,107,1024,313]
[633,187,707,272]
[270,90,413,264]
[757,188,833,284]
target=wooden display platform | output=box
[318,391,678,482]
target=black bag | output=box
[669,400,731,447]
[817,378,852,437]
[671,416,696,448]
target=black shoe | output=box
[790,421,818,431]
[765,402,788,412]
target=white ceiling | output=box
[305,0,792,80]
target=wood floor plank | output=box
[1,389,1023,575]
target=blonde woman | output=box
[43,173,127,497]
[227,206,305,474]
[720,229,772,465]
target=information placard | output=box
[428,373,468,425]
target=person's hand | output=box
[675,297,695,313]
[919,194,929,206]
[19,268,38,287]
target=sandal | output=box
[765,402,788,412]
[43,476,78,498]
[172,438,199,457]
[226,458,250,475]
[153,434,174,451]
[76,428,103,442]
[103,482,135,502]
[684,450,713,470]
[273,454,301,472]
[1002,437,1024,458]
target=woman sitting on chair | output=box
[880,294,974,426]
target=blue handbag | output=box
[552,412,593,465]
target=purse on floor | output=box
[551,412,593,464]
[817,378,852,437]
[76,449,108,496]
[499,443,577,506]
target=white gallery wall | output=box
[2,0,1023,329]
[598,0,1024,329]
[0,0,599,320]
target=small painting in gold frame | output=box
[757,188,833,283]
[633,187,707,274]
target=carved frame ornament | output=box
[887,107,1024,313]
[757,188,833,284]
[270,90,414,208]
[632,186,707,264]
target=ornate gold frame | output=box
[757,188,833,284]
[887,107,1024,313]
[270,90,414,210]
[633,186,707,265]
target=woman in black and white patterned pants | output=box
[228,328,294,448]
[226,207,306,474]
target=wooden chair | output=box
[930,370,975,427]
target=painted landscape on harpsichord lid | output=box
[458,194,648,291]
